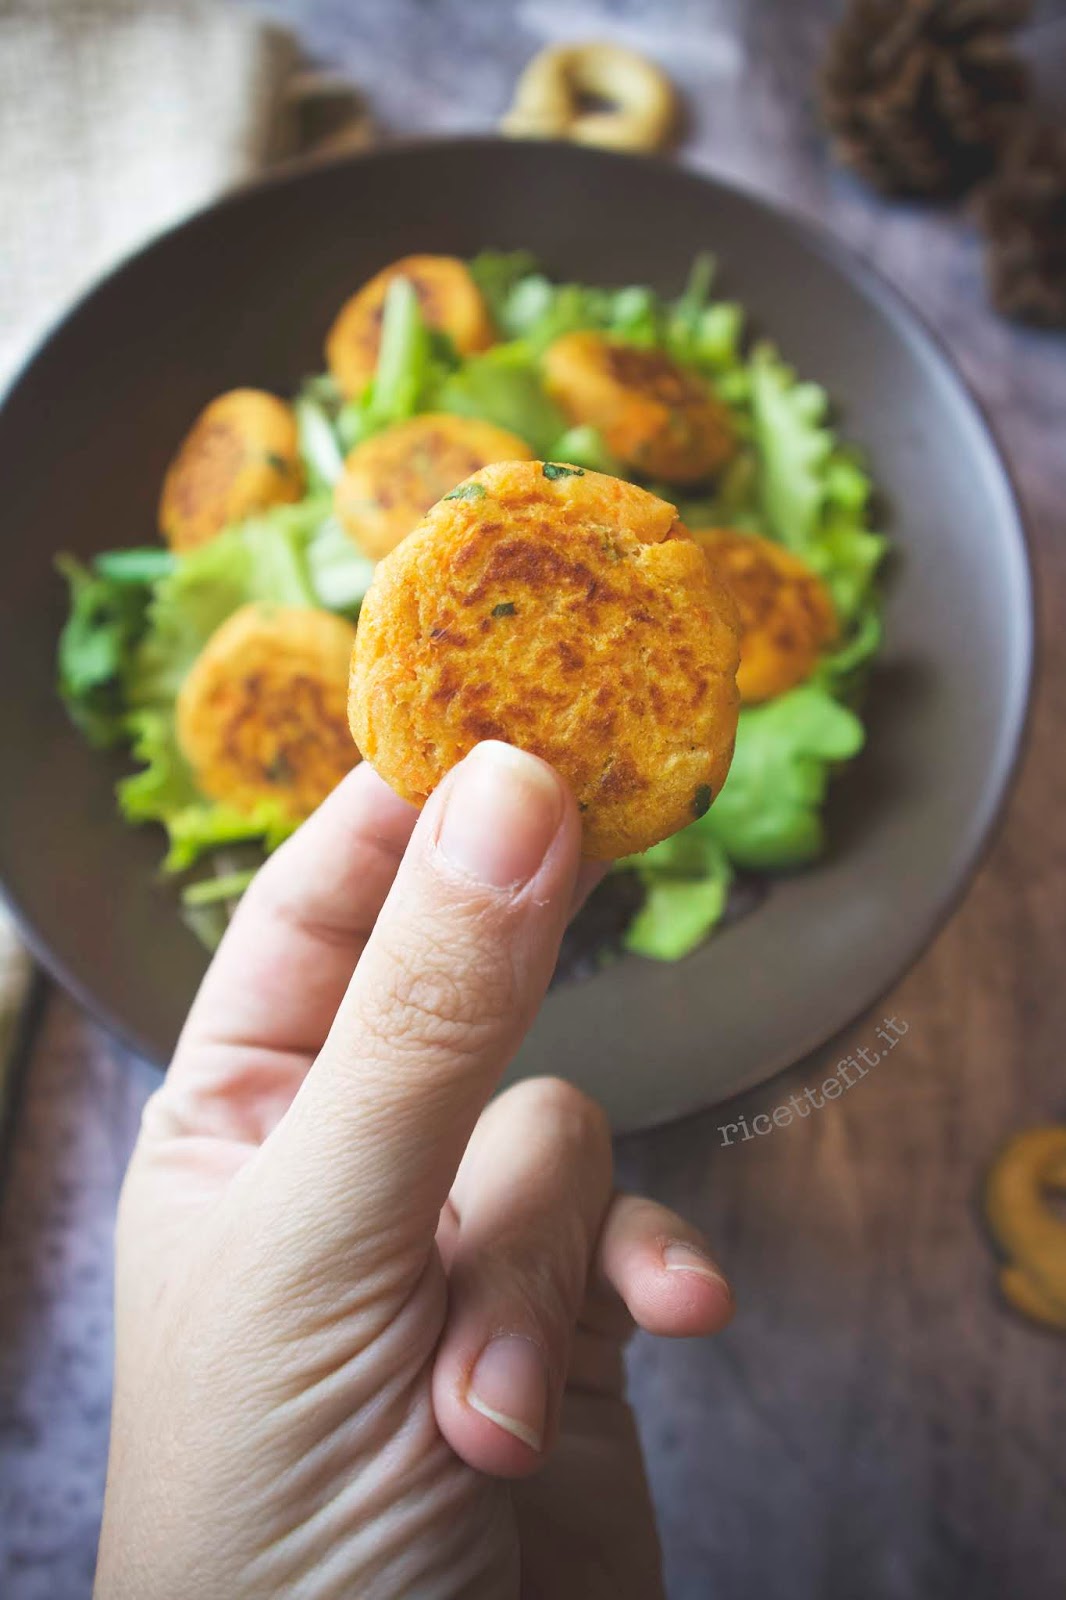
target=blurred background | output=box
[1,2,1064,1597]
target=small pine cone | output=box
[978,120,1066,327]
[821,0,1032,198]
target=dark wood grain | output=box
[2,2,1064,1597]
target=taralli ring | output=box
[984,1125,1066,1332]
[500,42,678,154]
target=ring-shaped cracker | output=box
[501,42,677,153]
[985,1126,1066,1331]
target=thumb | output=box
[251,740,583,1271]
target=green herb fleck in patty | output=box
[443,481,487,502]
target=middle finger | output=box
[432,1075,614,1479]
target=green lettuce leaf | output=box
[703,685,865,869]
[433,341,567,455]
[623,871,733,961]
[124,505,321,709]
[483,272,617,351]
[295,393,346,491]
[547,425,623,476]
[117,505,334,870]
[749,345,886,628]
[812,602,883,695]
[469,251,747,398]
[57,251,890,963]
[750,346,833,544]
[304,515,376,612]
[335,275,457,450]
[468,249,540,328]
[366,276,433,422]
[620,826,733,960]
[118,707,295,873]
[662,256,747,381]
[56,549,174,747]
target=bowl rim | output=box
[0,135,1036,1085]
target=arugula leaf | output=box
[703,686,865,869]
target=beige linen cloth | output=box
[0,0,367,1102]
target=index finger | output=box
[252,742,585,1265]
[173,762,417,1069]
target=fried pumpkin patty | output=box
[159,389,303,553]
[177,604,359,822]
[349,461,741,859]
[543,330,736,484]
[326,254,496,400]
[334,414,534,560]
[693,527,838,703]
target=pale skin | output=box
[96,741,734,1599]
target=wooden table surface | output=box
[2,2,1064,1597]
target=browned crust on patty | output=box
[349,461,741,858]
[177,604,359,822]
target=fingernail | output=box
[467,1335,547,1451]
[437,742,563,890]
[663,1242,732,1294]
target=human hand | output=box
[96,743,734,1599]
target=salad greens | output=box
[57,249,886,960]
[59,500,374,874]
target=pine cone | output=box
[821,0,1032,198]
[978,119,1066,326]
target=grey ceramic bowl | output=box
[0,140,1032,1131]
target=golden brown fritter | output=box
[326,255,496,399]
[334,414,534,560]
[159,389,303,553]
[693,527,838,703]
[177,604,359,822]
[543,330,736,484]
[349,461,741,859]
